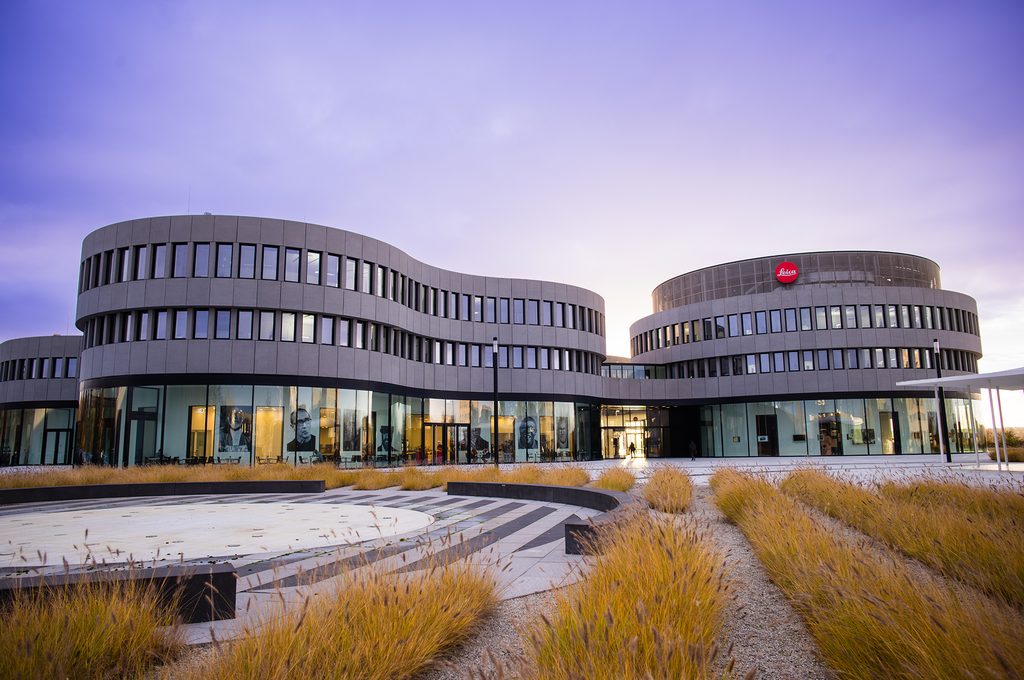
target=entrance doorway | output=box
[818,416,844,456]
[424,424,469,464]
[755,414,779,456]
[878,411,903,454]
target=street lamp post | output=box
[492,337,499,469]
[934,339,952,463]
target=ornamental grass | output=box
[711,468,1024,680]
[178,557,498,680]
[592,467,636,492]
[516,511,739,680]
[1,575,184,680]
[643,466,694,513]
[780,467,1024,609]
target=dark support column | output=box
[492,337,499,469]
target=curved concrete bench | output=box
[0,479,325,505]
[445,481,646,554]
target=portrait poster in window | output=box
[287,406,317,452]
[517,415,538,458]
[218,405,252,454]
[342,409,360,452]
[555,416,570,454]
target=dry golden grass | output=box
[518,511,737,680]
[781,468,1024,609]
[175,558,498,680]
[875,472,1024,524]
[989,447,1024,462]
[1,576,184,679]
[642,466,694,514]
[711,468,1024,680]
[592,467,636,492]
[0,463,363,490]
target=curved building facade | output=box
[619,252,981,457]
[72,215,608,467]
[0,217,985,466]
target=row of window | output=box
[633,303,978,356]
[606,346,978,380]
[81,309,604,375]
[79,243,605,336]
[0,356,78,382]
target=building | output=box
[0,216,984,467]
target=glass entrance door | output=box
[42,429,72,465]
[424,424,470,465]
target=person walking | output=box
[689,440,697,461]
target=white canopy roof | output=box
[897,366,1024,391]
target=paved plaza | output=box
[1,452,1019,643]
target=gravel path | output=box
[416,483,832,680]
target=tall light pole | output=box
[492,337,499,469]
[934,339,952,463]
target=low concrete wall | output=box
[0,563,237,623]
[445,481,645,555]
[0,480,325,505]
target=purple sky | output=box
[2,1,1022,425]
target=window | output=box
[815,307,828,330]
[458,343,468,366]
[194,243,210,277]
[484,344,494,368]
[354,321,364,349]
[873,305,885,329]
[832,349,844,369]
[66,358,77,379]
[119,247,131,283]
[567,305,576,329]
[306,252,321,285]
[887,305,899,328]
[924,306,933,329]
[746,354,757,374]
[155,311,167,340]
[859,305,871,329]
[499,346,509,368]
[913,348,922,369]
[262,246,278,280]
[784,308,797,332]
[816,349,829,369]
[238,311,253,340]
[282,313,296,342]
[153,245,167,279]
[874,348,885,369]
[174,310,188,339]
[52,357,63,378]
[471,344,481,367]
[788,351,800,372]
[800,307,812,331]
[755,311,767,334]
[759,353,771,373]
[860,348,871,369]
[215,310,230,339]
[913,305,922,329]
[486,297,496,323]
[475,296,484,322]
[377,265,386,297]
[285,248,301,282]
[513,346,523,368]
[741,313,752,336]
[513,299,525,324]
[323,255,339,286]
[260,311,275,340]
[321,317,334,345]
[301,314,315,343]
[135,245,148,280]
[846,348,859,369]
[240,245,256,279]
[216,244,233,278]
[888,348,898,367]
[345,258,357,290]
[901,305,911,329]
[715,316,726,339]
[803,351,814,371]
[361,262,372,293]
[540,300,551,326]
[539,347,549,369]
[194,310,209,339]
[830,306,842,330]
[461,294,470,321]
[339,319,350,347]
[390,271,399,301]
[773,352,785,372]
[137,311,149,341]
[554,302,564,327]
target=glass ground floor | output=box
[0,386,982,467]
[74,384,601,468]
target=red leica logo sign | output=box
[775,262,798,283]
